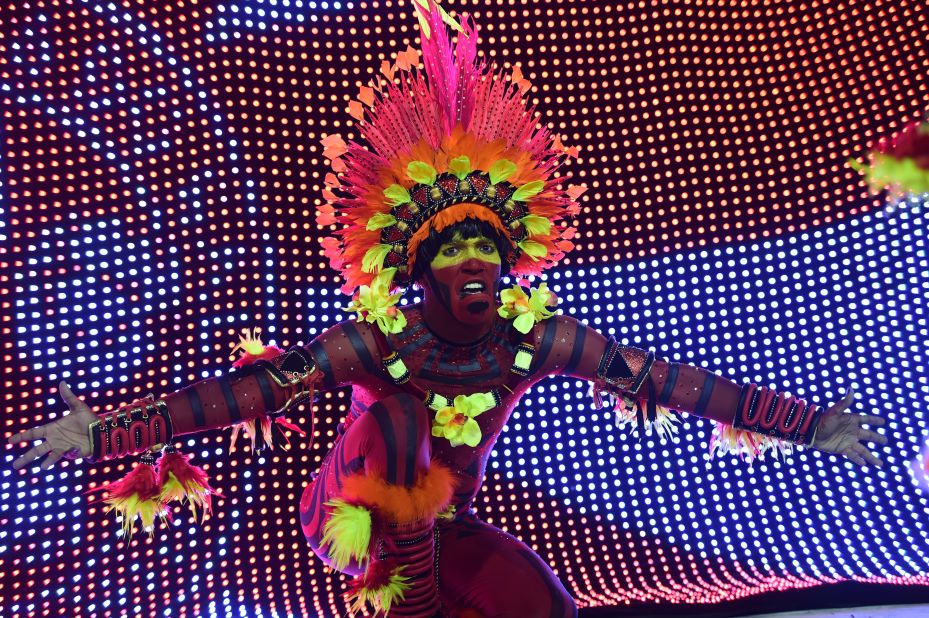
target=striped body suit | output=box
[164,306,741,616]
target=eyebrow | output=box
[440,238,490,248]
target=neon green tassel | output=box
[347,567,412,615]
[321,498,373,571]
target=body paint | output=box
[420,235,502,343]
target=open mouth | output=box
[460,280,487,297]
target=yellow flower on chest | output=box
[431,392,496,447]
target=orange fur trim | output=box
[340,461,456,524]
[406,204,512,277]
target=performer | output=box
[10,3,886,617]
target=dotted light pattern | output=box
[496,202,929,604]
[2,1,928,617]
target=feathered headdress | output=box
[318,0,584,334]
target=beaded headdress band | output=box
[318,0,584,333]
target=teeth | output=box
[462,282,485,294]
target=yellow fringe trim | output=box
[614,396,680,441]
[709,421,794,463]
[158,472,213,522]
[106,494,167,538]
[229,416,275,453]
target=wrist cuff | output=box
[732,384,822,445]
[89,395,173,461]
[242,345,320,417]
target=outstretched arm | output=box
[531,315,739,421]
[644,361,885,465]
[9,320,384,470]
[533,315,886,465]
[163,320,382,436]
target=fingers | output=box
[40,449,64,470]
[59,381,82,410]
[8,425,45,444]
[858,428,888,445]
[858,414,886,427]
[845,449,866,466]
[859,450,884,468]
[835,387,856,412]
[851,444,883,468]
[12,442,52,471]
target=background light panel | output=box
[2,1,928,617]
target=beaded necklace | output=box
[370,309,539,448]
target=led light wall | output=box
[2,1,928,616]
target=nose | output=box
[461,256,485,273]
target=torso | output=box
[345,305,541,511]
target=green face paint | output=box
[429,234,502,270]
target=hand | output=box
[9,382,97,471]
[811,387,887,467]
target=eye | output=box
[441,246,459,257]
[478,243,496,254]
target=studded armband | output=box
[89,395,173,461]
[592,338,677,436]
[733,384,823,445]
[595,337,655,395]
[248,345,320,417]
